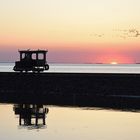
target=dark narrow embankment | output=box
[0,72,140,109]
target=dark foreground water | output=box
[0,103,140,140]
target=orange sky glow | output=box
[0,0,140,63]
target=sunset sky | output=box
[0,0,140,63]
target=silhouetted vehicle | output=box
[13,50,49,72]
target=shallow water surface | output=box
[1,63,140,73]
[0,104,140,140]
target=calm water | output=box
[0,104,140,140]
[1,62,140,73]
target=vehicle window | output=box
[32,53,36,60]
[38,53,44,60]
[22,53,25,59]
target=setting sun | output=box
[110,61,118,65]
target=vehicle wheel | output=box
[37,70,41,73]
[13,66,16,71]
[45,64,49,70]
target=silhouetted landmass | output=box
[0,72,140,109]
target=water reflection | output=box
[13,104,49,129]
[1,104,140,140]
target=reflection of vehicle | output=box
[13,50,49,72]
[13,104,49,129]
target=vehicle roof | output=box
[19,50,48,53]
